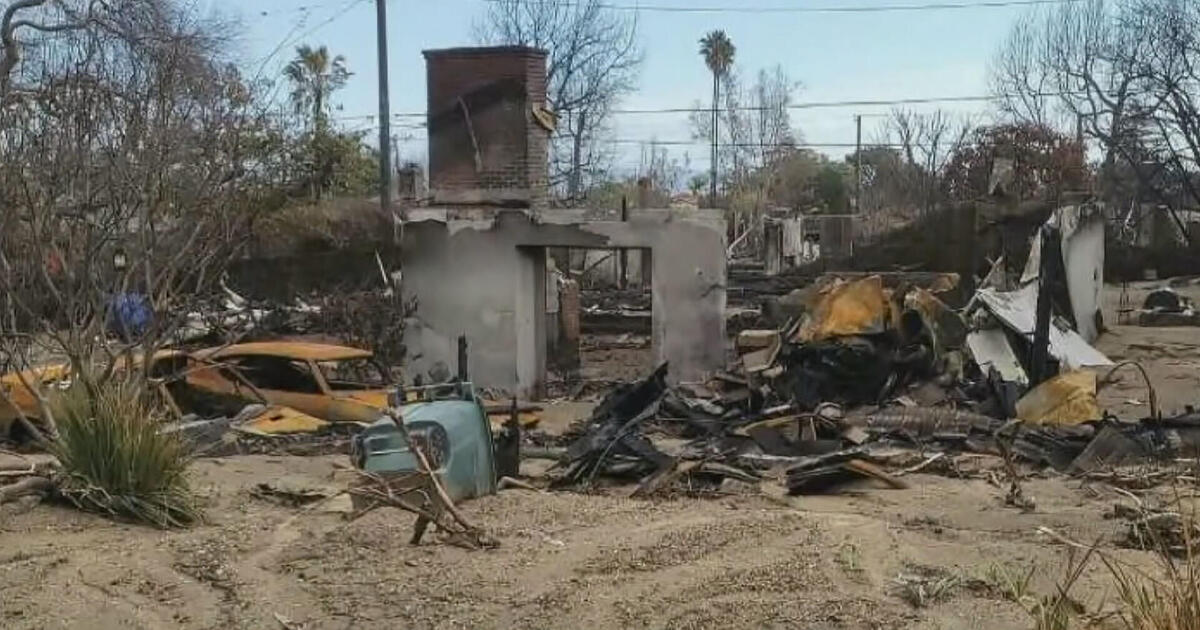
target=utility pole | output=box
[854,114,863,213]
[376,0,392,216]
[570,111,586,201]
[710,74,719,204]
[393,132,403,191]
[619,196,628,289]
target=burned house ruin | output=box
[399,46,727,397]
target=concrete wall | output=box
[401,208,727,396]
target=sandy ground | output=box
[0,454,1160,630]
[3,282,1200,630]
[1096,279,1200,418]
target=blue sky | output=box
[215,0,1040,173]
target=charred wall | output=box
[400,208,727,396]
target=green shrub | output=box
[50,377,201,527]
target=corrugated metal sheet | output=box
[1019,205,1106,342]
[972,285,1112,368]
[966,329,1028,385]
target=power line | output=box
[603,139,931,149]
[251,2,344,19]
[287,0,371,48]
[609,94,1010,114]
[358,131,950,151]
[340,92,1077,120]
[255,0,371,76]
[479,0,1079,14]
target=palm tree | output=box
[284,44,351,134]
[284,45,351,199]
[699,30,735,203]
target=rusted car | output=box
[0,348,336,440]
[0,352,186,439]
[186,342,391,426]
[0,364,70,438]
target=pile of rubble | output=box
[1137,286,1200,327]
[553,265,1200,496]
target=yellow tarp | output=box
[1016,370,1101,426]
[796,275,891,342]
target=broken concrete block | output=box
[736,329,781,351]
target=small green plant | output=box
[893,565,965,608]
[836,542,863,575]
[1100,497,1200,630]
[986,562,1037,604]
[981,553,1090,630]
[1028,548,1092,630]
[50,376,201,527]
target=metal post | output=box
[710,74,719,204]
[1030,225,1061,387]
[376,0,392,216]
[619,196,628,289]
[457,335,468,382]
[855,114,863,213]
[570,111,586,200]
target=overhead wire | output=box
[478,0,1080,13]
[330,91,1075,121]
[576,138,964,149]
[249,0,1080,139]
[280,0,372,55]
[253,0,371,80]
[251,2,348,18]
[254,0,1078,156]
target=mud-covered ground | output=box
[2,282,1199,630]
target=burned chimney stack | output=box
[423,46,552,208]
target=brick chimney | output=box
[423,46,552,208]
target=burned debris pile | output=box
[553,268,1196,497]
[1137,286,1200,327]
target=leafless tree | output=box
[990,12,1061,129]
[636,141,687,202]
[0,0,277,441]
[689,65,801,252]
[882,109,974,214]
[991,0,1200,232]
[476,0,642,202]
[691,66,799,190]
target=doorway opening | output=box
[544,246,653,396]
